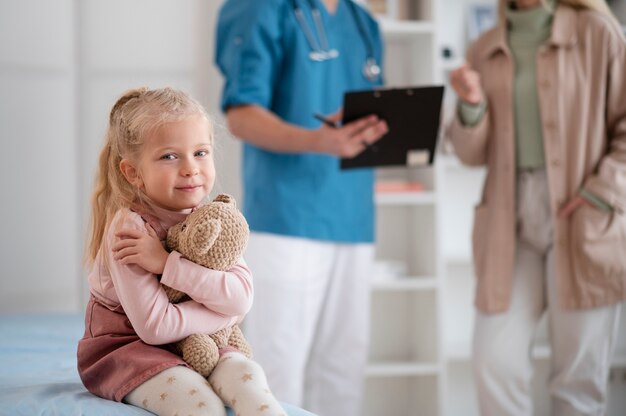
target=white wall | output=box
[0,0,237,313]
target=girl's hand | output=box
[112,223,169,274]
[314,110,389,158]
[450,63,484,105]
[558,195,592,218]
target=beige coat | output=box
[448,5,626,313]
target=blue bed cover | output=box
[0,314,314,416]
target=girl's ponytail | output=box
[86,140,114,263]
[85,88,148,264]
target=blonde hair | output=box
[498,0,618,23]
[85,87,212,264]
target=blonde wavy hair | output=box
[498,0,618,23]
[85,87,212,264]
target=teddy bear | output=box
[162,193,253,377]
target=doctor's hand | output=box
[450,63,484,105]
[314,111,388,158]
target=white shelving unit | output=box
[363,1,442,414]
[365,0,626,415]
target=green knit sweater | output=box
[507,3,553,168]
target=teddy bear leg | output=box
[227,325,253,359]
[179,334,220,378]
[208,327,232,349]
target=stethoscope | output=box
[289,0,381,82]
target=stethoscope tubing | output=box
[343,0,375,62]
[289,0,378,78]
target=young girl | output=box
[77,87,286,416]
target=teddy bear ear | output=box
[213,193,235,207]
[190,218,222,253]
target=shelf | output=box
[437,153,487,175]
[367,361,440,377]
[445,343,551,363]
[371,276,438,291]
[375,190,436,205]
[437,152,487,172]
[379,18,435,37]
[437,153,465,169]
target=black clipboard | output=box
[340,86,444,169]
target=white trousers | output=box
[473,169,622,416]
[243,232,374,416]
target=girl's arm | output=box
[160,253,253,317]
[112,218,253,316]
[106,211,243,345]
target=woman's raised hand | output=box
[450,63,484,105]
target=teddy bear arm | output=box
[162,284,189,304]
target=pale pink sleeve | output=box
[160,254,253,317]
[105,211,239,345]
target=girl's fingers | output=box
[115,227,144,239]
[113,247,138,260]
[111,240,134,252]
[119,254,139,265]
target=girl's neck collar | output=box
[131,199,194,235]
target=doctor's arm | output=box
[226,104,388,158]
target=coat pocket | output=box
[472,204,489,279]
[571,204,626,281]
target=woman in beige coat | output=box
[448,0,626,414]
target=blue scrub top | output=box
[215,0,383,243]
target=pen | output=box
[313,113,341,128]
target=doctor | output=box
[215,1,388,415]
